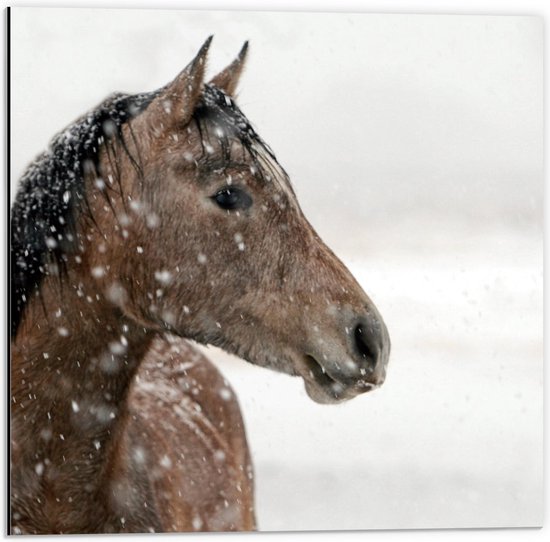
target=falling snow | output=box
[91,266,105,278]
[159,455,172,469]
[218,388,232,401]
[154,270,173,285]
[192,515,203,530]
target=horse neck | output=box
[11,237,154,520]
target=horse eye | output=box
[212,187,252,211]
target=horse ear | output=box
[209,41,249,97]
[148,36,212,127]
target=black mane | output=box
[10,91,156,337]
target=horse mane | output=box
[10,90,157,337]
[10,83,281,338]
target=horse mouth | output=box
[298,355,379,405]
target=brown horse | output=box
[10,37,390,534]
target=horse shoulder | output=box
[109,336,255,532]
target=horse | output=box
[10,37,391,534]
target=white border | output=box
[1,1,546,542]
[0,0,547,14]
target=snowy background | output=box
[10,8,543,531]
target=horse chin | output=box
[302,379,354,404]
[303,377,380,404]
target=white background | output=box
[4,1,546,541]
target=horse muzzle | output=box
[296,309,390,404]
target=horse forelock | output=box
[194,85,295,199]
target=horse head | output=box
[83,37,390,404]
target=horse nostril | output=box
[353,323,378,367]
